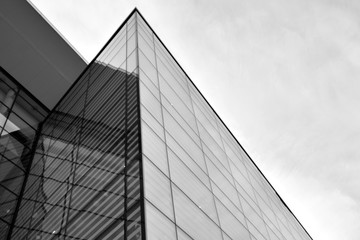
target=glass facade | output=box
[0,67,48,239]
[0,9,312,240]
[10,13,143,240]
[136,11,312,240]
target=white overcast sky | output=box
[29,0,360,239]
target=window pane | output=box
[138,32,155,65]
[177,227,193,240]
[145,200,176,240]
[172,185,222,240]
[144,156,174,220]
[140,68,160,100]
[141,104,164,140]
[162,98,200,146]
[166,134,209,184]
[163,112,204,171]
[141,120,168,175]
[216,198,251,240]
[207,159,239,206]
[139,50,158,88]
[140,82,162,123]
[169,150,218,223]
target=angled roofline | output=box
[27,0,88,64]
[134,8,313,240]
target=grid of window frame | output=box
[0,67,48,240]
[0,9,312,240]
[136,10,312,240]
[11,12,144,240]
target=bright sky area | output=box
[29,0,360,239]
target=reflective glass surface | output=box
[0,67,48,240]
[11,12,143,240]
[0,9,312,240]
[136,11,312,240]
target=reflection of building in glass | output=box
[10,62,142,239]
[0,67,48,239]
[0,3,313,240]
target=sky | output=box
[29,0,360,239]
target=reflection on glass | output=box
[0,67,48,239]
[137,9,311,240]
[0,113,20,136]
[11,12,143,237]
[0,9,312,240]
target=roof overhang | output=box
[0,0,87,109]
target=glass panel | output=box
[127,49,138,74]
[159,75,196,130]
[203,144,232,183]
[0,221,10,238]
[163,113,205,171]
[222,232,232,240]
[169,150,218,223]
[198,123,228,169]
[141,120,168,175]
[0,185,17,204]
[127,32,136,57]
[141,104,164,140]
[137,16,153,42]
[138,31,155,65]
[15,92,46,126]
[0,176,24,197]
[166,134,209,183]
[106,37,127,68]
[162,98,200,146]
[216,198,251,240]
[144,156,174,220]
[140,81,162,123]
[140,68,160,100]
[248,221,267,240]
[145,200,176,240]
[0,153,25,175]
[154,38,187,86]
[207,159,239,206]
[177,227,193,240]
[172,185,222,240]
[97,27,126,63]
[242,198,269,239]
[156,57,190,105]
[139,50,158,87]
[212,183,246,226]
[127,19,136,38]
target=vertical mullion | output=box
[135,11,147,240]
[123,18,129,240]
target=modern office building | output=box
[0,2,312,240]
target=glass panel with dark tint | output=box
[0,66,48,239]
[12,11,143,240]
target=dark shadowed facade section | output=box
[0,67,48,240]
[11,12,143,240]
